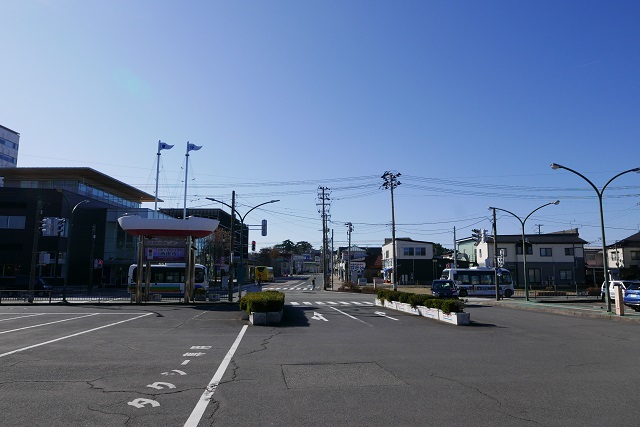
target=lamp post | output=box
[488,201,560,301]
[56,189,89,303]
[550,163,640,312]
[206,197,279,300]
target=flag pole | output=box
[155,140,161,218]
[183,141,189,220]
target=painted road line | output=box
[315,302,326,305]
[339,301,350,305]
[374,311,399,321]
[311,312,328,321]
[303,302,313,305]
[326,301,338,305]
[0,313,153,358]
[290,302,300,306]
[351,302,363,305]
[0,313,46,322]
[184,325,248,427]
[328,306,372,326]
[361,302,374,305]
[0,313,99,335]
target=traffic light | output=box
[251,241,256,251]
[55,218,66,235]
[261,219,267,236]
[471,229,481,245]
[40,218,53,236]
[93,259,103,269]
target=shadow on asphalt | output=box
[279,306,311,328]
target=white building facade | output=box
[0,125,19,168]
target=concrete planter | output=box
[375,299,469,326]
[246,309,283,325]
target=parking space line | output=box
[184,325,248,427]
[0,313,99,335]
[0,313,152,358]
[0,313,46,322]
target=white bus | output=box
[440,267,514,298]
[127,263,208,296]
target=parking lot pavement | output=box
[469,296,640,322]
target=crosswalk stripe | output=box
[316,302,326,305]
[361,301,374,305]
[351,302,362,305]
[326,301,338,305]
[290,302,300,306]
[303,302,312,305]
[339,301,350,305]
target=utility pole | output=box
[29,198,43,303]
[381,171,401,291]
[346,222,353,283]
[317,187,331,290]
[453,226,457,269]
[491,208,500,301]
[331,228,334,290]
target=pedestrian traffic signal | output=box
[251,241,256,251]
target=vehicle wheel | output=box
[459,289,468,297]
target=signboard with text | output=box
[144,238,186,262]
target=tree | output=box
[433,243,448,257]
[293,241,313,254]
[275,239,295,253]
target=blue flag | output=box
[158,141,174,151]
[187,143,202,152]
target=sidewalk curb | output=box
[471,299,640,323]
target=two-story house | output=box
[381,237,444,285]
[458,229,587,289]
[607,231,640,280]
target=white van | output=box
[600,280,640,301]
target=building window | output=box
[611,252,618,261]
[403,247,414,256]
[585,253,596,261]
[516,245,533,255]
[565,248,574,256]
[631,251,640,261]
[0,215,26,229]
[559,269,573,280]
[415,247,426,256]
[540,248,552,257]
[528,268,541,284]
[478,249,482,258]
[498,248,507,256]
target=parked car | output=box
[600,280,640,302]
[622,283,640,312]
[431,279,458,298]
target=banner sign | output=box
[144,238,186,262]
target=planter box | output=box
[375,299,469,326]
[247,309,283,325]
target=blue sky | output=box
[3,1,640,251]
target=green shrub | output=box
[398,292,411,303]
[408,293,432,308]
[239,291,285,314]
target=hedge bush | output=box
[377,289,464,313]
[239,291,285,314]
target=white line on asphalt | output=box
[326,301,338,305]
[328,306,372,326]
[339,301,350,305]
[351,302,362,305]
[361,302,374,305]
[0,313,153,358]
[290,302,300,306]
[0,313,46,322]
[303,302,312,305]
[315,302,326,305]
[0,313,100,335]
[184,325,248,427]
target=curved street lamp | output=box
[56,189,89,303]
[489,201,560,301]
[550,163,640,312]
[206,197,279,300]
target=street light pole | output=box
[489,201,560,301]
[56,189,89,303]
[206,197,279,301]
[551,163,640,312]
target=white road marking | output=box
[0,313,99,335]
[315,301,326,305]
[326,301,338,305]
[328,306,372,326]
[351,302,363,305]
[0,313,152,358]
[361,301,374,305]
[290,302,300,306]
[303,302,313,305]
[339,301,350,305]
[184,325,248,427]
[128,398,160,408]
[311,312,328,321]
[0,313,46,322]
[147,382,176,390]
[161,369,187,376]
[374,311,399,321]
[182,360,190,366]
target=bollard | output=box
[615,285,625,316]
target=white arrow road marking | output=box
[311,312,328,321]
[128,398,160,409]
[146,382,176,390]
[374,311,399,321]
[161,369,187,376]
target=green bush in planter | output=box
[408,293,433,308]
[239,291,285,314]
